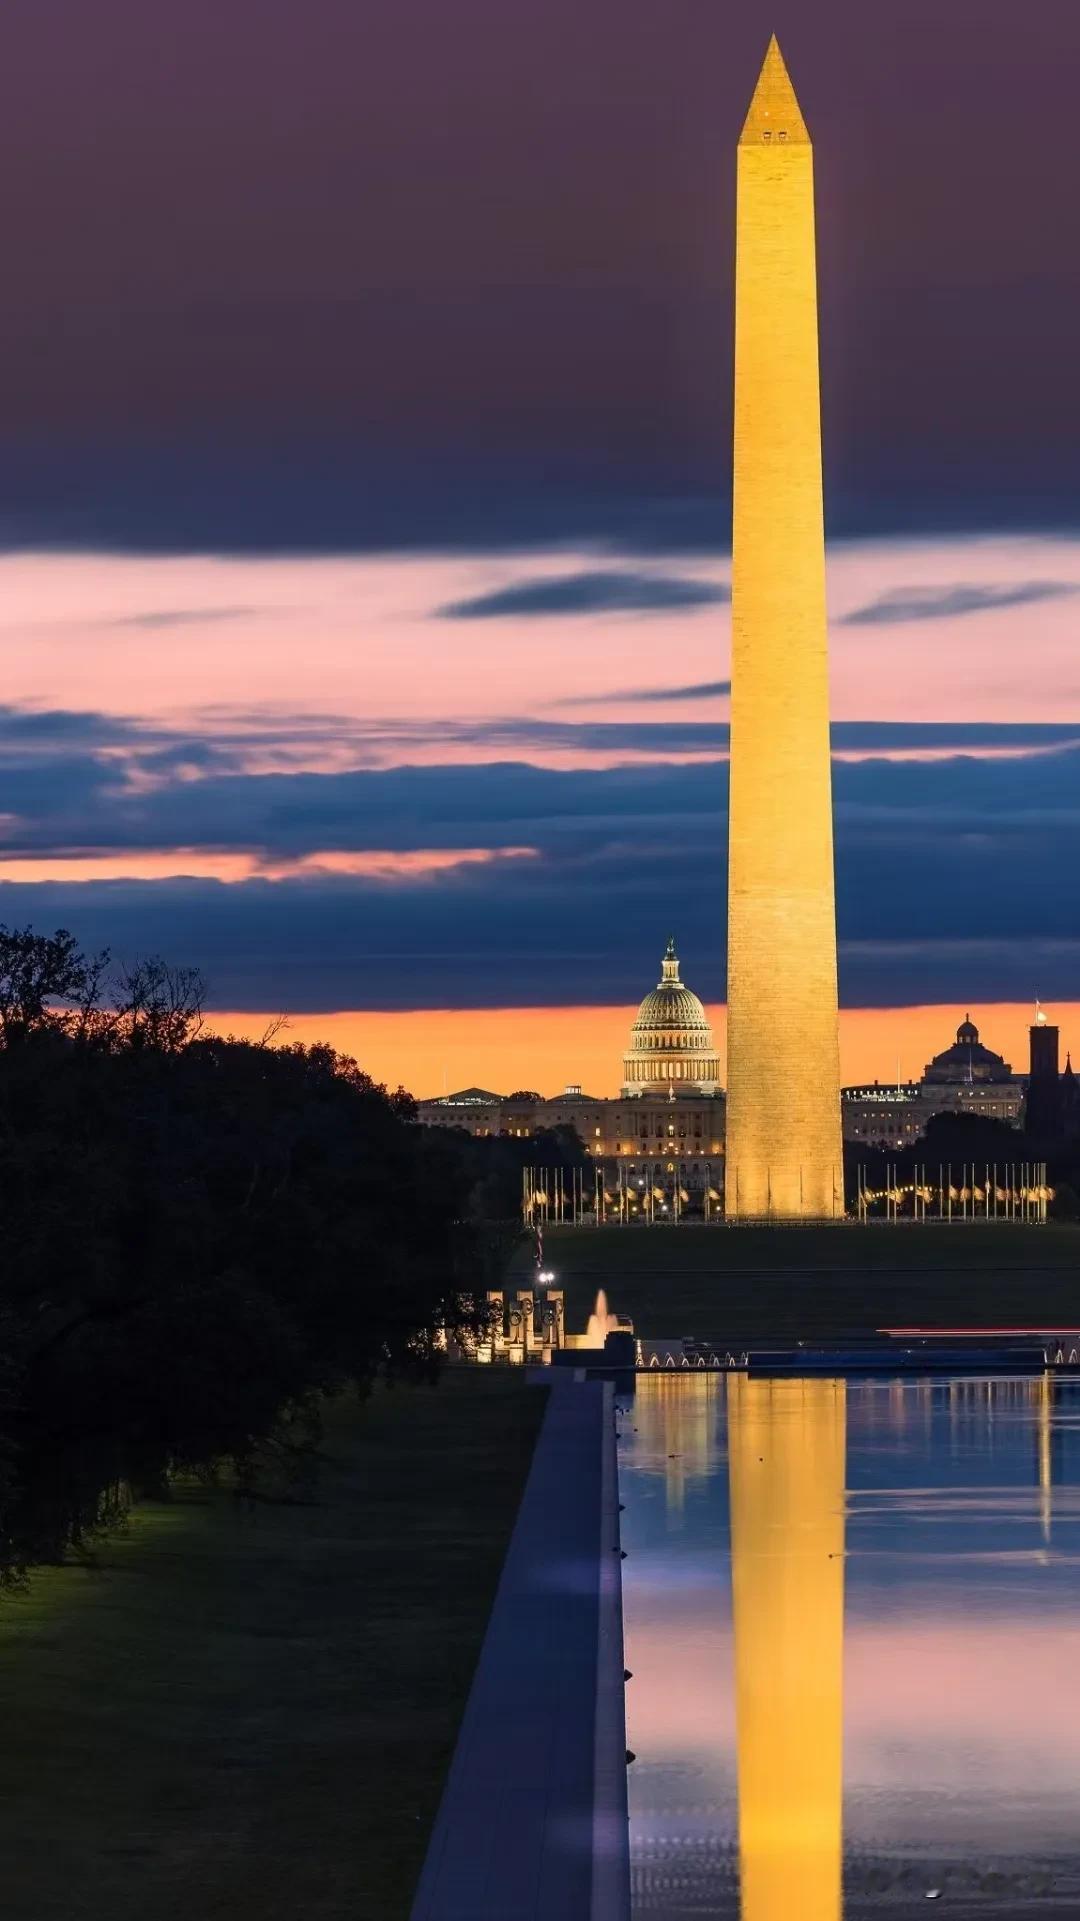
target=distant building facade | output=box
[418,988,1074,1166]
[416,940,726,1189]
[842,1015,1024,1149]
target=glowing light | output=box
[725,38,842,1219]
[729,1374,845,1918]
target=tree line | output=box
[0,925,585,1583]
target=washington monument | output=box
[725,37,843,1218]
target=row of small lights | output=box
[861,1184,1053,1202]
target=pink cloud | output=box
[1,535,1077,776]
[0,846,535,884]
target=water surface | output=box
[619,1373,1080,1917]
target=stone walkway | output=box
[410,1373,630,1921]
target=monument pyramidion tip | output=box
[739,35,810,147]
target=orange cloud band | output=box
[204,1002,1080,1102]
[0,846,535,884]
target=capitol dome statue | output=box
[621,938,721,1095]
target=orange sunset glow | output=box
[206,1001,1080,1102]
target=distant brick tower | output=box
[725,38,843,1217]
[1025,1003,1063,1139]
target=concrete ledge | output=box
[591,1379,633,1921]
[410,1374,630,1921]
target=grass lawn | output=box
[0,1370,545,1921]
[511,1222,1080,1342]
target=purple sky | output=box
[2,0,1078,522]
[0,3,1079,1040]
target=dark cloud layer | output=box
[109,606,259,630]
[844,581,1078,626]
[560,680,731,707]
[2,703,1079,1009]
[439,571,729,619]
[4,445,1079,559]
[2,873,1078,1016]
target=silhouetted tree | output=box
[0,927,494,1582]
[0,924,109,1045]
[1050,1181,1080,1222]
[844,1108,1036,1212]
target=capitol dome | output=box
[621,939,721,1094]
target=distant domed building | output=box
[415,936,726,1193]
[621,938,721,1095]
[923,1015,1014,1085]
[842,1011,1024,1148]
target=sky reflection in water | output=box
[620,1372,1080,1917]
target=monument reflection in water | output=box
[621,1371,1080,1918]
[728,1380,844,1920]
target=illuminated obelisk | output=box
[728,1376,846,1920]
[725,38,842,1218]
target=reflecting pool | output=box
[619,1373,1080,1917]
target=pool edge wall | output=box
[410,1372,631,1921]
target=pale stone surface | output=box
[726,38,843,1218]
[410,1377,629,1921]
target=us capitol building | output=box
[416,940,1051,1170]
[416,940,725,1191]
